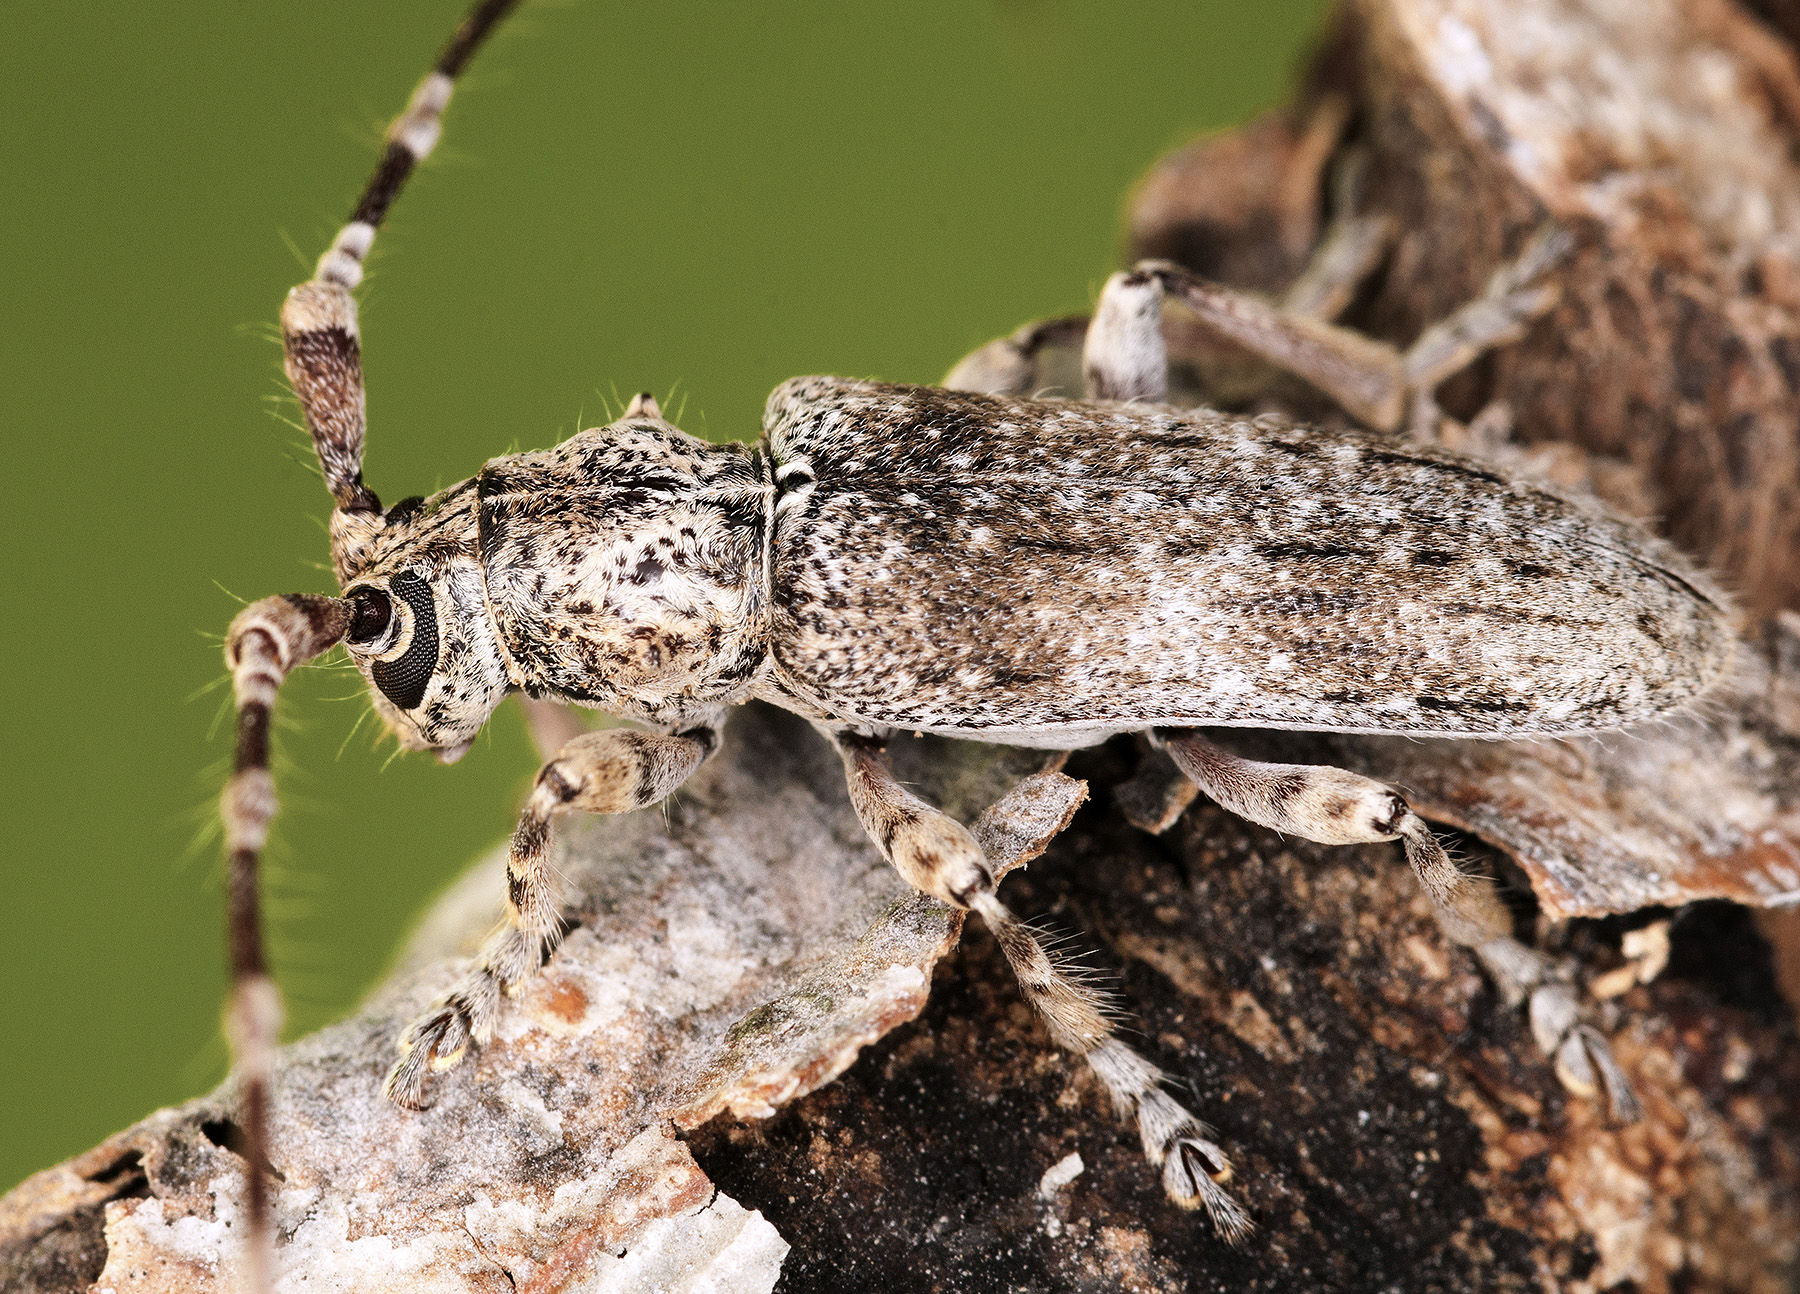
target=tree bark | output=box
[7,1,1800,1291]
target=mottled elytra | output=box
[218,1,1734,1287]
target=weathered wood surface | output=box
[7,0,1800,1290]
[694,741,1800,1293]
[6,703,1797,1292]
[0,710,1078,1293]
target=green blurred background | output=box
[0,0,1328,1192]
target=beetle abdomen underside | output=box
[763,378,1734,739]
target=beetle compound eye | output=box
[369,571,438,711]
[346,587,393,645]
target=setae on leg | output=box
[1158,727,1641,1121]
[384,723,722,1107]
[834,729,1254,1236]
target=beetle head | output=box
[339,486,513,762]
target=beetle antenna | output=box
[280,0,522,578]
[220,595,350,1292]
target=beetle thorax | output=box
[475,417,773,727]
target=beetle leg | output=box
[1159,728,1642,1122]
[1277,147,1395,323]
[834,731,994,907]
[941,315,1090,398]
[1159,728,1510,944]
[956,203,1565,435]
[1082,251,1413,427]
[834,730,1252,1233]
[1401,226,1570,395]
[972,891,1253,1240]
[945,164,1389,405]
[1479,944,1644,1122]
[1088,224,1569,430]
[1122,260,1410,425]
[383,722,720,1107]
[1082,270,1175,403]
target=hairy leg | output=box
[1158,728,1640,1120]
[833,731,992,905]
[1402,227,1569,395]
[971,892,1252,1239]
[1079,226,1566,433]
[941,315,1091,398]
[942,152,1394,406]
[1087,258,1411,425]
[832,730,1253,1233]
[946,168,1564,436]
[1277,149,1395,322]
[384,723,720,1107]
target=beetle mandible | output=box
[217,0,1736,1272]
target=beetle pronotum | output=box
[218,0,1735,1284]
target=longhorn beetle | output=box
[219,0,1736,1282]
